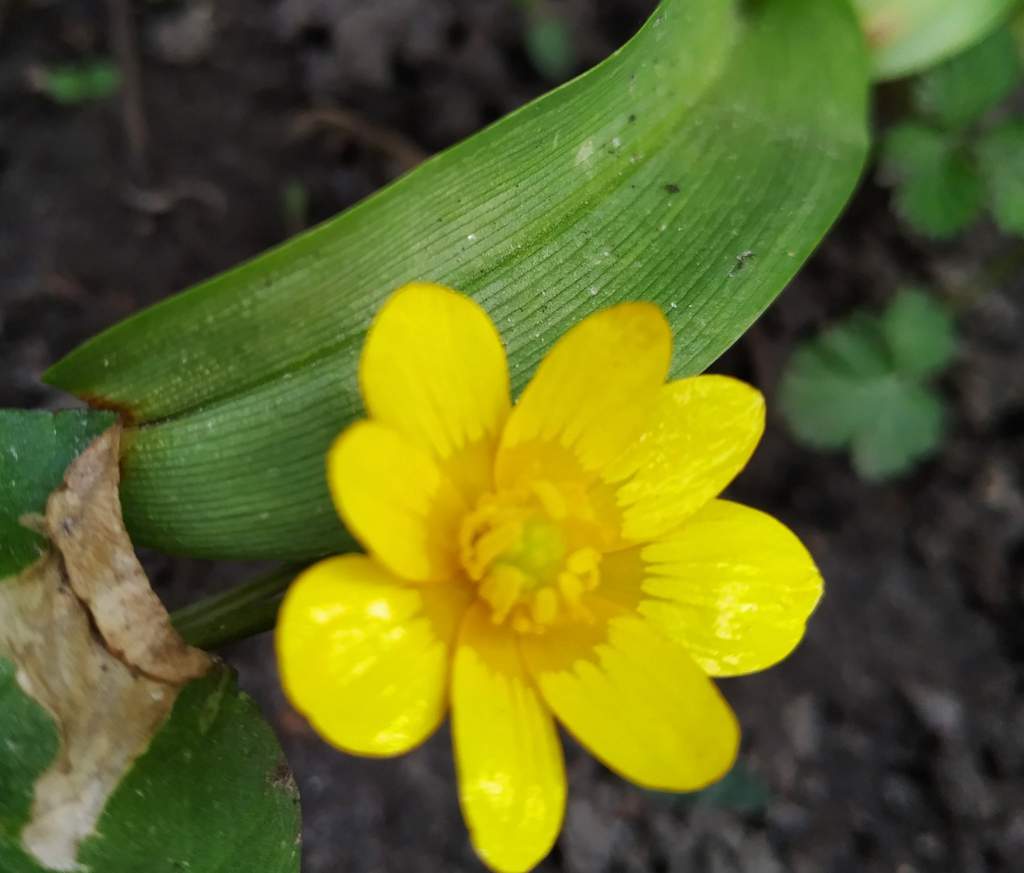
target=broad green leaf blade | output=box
[0,662,300,873]
[47,0,870,560]
[978,120,1024,236]
[854,0,1019,80]
[0,409,116,577]
[881,288,956,378]
[912,26,1021,128]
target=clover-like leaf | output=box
[977,120,1024,236]
[779,291,955,481]
[881,123,984,239]
[779,315,890,452]
[912,26,1021,129]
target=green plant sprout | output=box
[880,26,1024,239]
[31,60,121,106]
[779,289,957,481]
[518,0,576,82]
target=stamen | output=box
[531,480,567,520]
[480,565,525,624]
[531,589,558,626]
[459,485,607,633]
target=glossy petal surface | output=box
[452,605,566,873]
[361,283,510,500]
[613,376,765,540]
[328,421,466,581]
[522,604,739,791]
[277,555,469,756]
[496,304,671,487]
[624,500,823,676]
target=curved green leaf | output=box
[854,0,1019,80]
[46,0,869,560]
[0,409,116,577]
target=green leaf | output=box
[0,409,116,578]
[40,61,121,105]
[849,379,946,480]
[0,660,59,839]
[853,0,1020,80]
[650,761,771,813]
[880,288,956,378]
[0,662,300,873]
[691,761,771,813]
[881,124,983,239]
[779,317,890,451]
[779,296,953,482]
[912,26,1021,128]
[46,0,869,561]
[977,120,1024,236]
[525,15,576,82]
[881,122,951,174]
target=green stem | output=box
[171,565,305,650]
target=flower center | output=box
[458,482,602,633]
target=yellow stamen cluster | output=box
[459,482,601,633]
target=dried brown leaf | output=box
[0,424,212,869]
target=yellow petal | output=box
[276,555,470,756]
[634,499,823,677]
[452,604,565,873]
[521,603,739,792]
[497,304,671,488]
[328,420,466,581]
[613,376,765,541]
[361,282,510,500]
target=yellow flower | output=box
[276,283,823,872]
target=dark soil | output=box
[3,2,1023,873]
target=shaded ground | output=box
[2,2,1023,872]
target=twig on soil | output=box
[106,0,150,183]
[291,107,428,171]
[120,178,229,218]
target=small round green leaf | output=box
[912,26,1021,129]
[881,288,957,379]
[977,120,1024,236]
